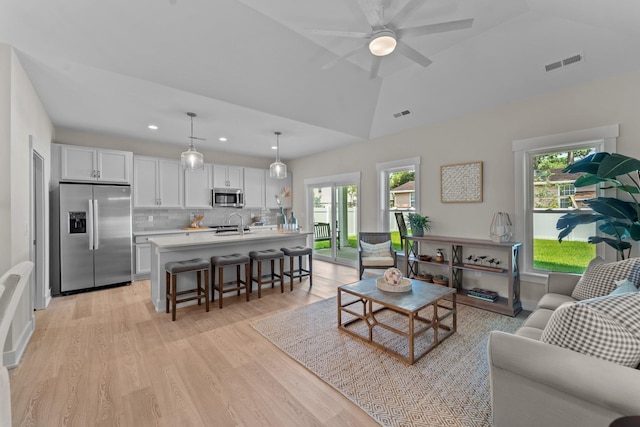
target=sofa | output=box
[488,259,640,427]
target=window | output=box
[513,125,618,283]
[376,157,421,251]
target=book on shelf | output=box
[467,288,499,301]
[467,293,499,302]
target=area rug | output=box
[251,297,524,427]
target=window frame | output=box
[376,157,421,231]
[513,125,618,284]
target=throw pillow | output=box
[541,293,640,367]
[360,240,391,257]
[571,257,640,300]
[610,279,640,295]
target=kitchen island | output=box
[149,229,311,312]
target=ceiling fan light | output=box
[369,31,397,56]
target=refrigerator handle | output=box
[88,199,94,250]
[94,199,100,250]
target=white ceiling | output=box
[2,0,640,161]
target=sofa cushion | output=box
[537,293,576,310]
[540,293,640,367]
[514,326,544,341]
[522,308,555,330]
[571,257,640,300]
[360,240,391,257]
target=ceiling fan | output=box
[311,0,474,78]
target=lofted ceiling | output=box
[1,0,640,160]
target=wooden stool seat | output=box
[165,258,210,321]
[210,253,250,308]
[249,249,284,298]
[281,246,313,290]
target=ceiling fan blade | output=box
[396,41,432,67]
[353,0,384,28]
[322,44,364,70]
[310,29,369,38]
[398,18,474,38]
[387,0,425,28]
[369,56,382,79]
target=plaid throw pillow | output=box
[541,293,640,367]
[571,257,640,300]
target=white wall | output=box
[1,44,54,366]
[289,69,640,309]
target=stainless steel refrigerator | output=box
[58,183,132,293]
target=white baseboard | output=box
[3,314,35,369]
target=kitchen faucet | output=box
[228,213,244,235]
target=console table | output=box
[404,235,522,316]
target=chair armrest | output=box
[546,272,581,295]
[488,331,640,415]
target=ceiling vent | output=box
[545,52,585,72]
[393,110,411,119]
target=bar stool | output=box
[249,249,284,298]
[165,258,210,321]
[210,253,250,308]
[280,246,313,290]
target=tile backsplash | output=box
[133,207,278,231]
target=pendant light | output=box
[180,112,205,170]
[269,131,287,179]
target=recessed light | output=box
[148,124,158,130]
[219,137,227,142]
[271,146,277,150]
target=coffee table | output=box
[337,278,456,364]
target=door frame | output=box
[30,137,47,310]
[304,172,360,267]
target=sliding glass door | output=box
[307,176,359,266]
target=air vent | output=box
[545,52,585,72]
[393,110,411,119]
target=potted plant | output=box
[407,213,431,237]
[556,152,640,259]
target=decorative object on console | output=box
[180,112,205,170]
[377,267,411,292]
[269,131,287,179]
[435,248,445,263]
[490,212,513,242]
[556,152,640,260]
[440,161,483,203]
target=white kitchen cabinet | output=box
[244,167,265,208]
[135,243,151,275]
[133,156,183,208]
[184,164,213,208]
[60,144,132,183]
[213,164,244,189]
[265,174,292,208]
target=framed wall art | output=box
[440,161,483,203]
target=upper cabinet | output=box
[60,144,132,184]
[133,156,182,208]
[184,164,213,208]
[265,174,292,209]
[244,167,265,208]
[213,164,243,189]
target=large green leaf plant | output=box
[556,152,640,259]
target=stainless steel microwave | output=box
[212,188,244,207]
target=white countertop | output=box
[134,224,278,237]
[149,229,310,249]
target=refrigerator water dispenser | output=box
[68,212,86,234]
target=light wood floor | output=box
[10,261,379,427]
